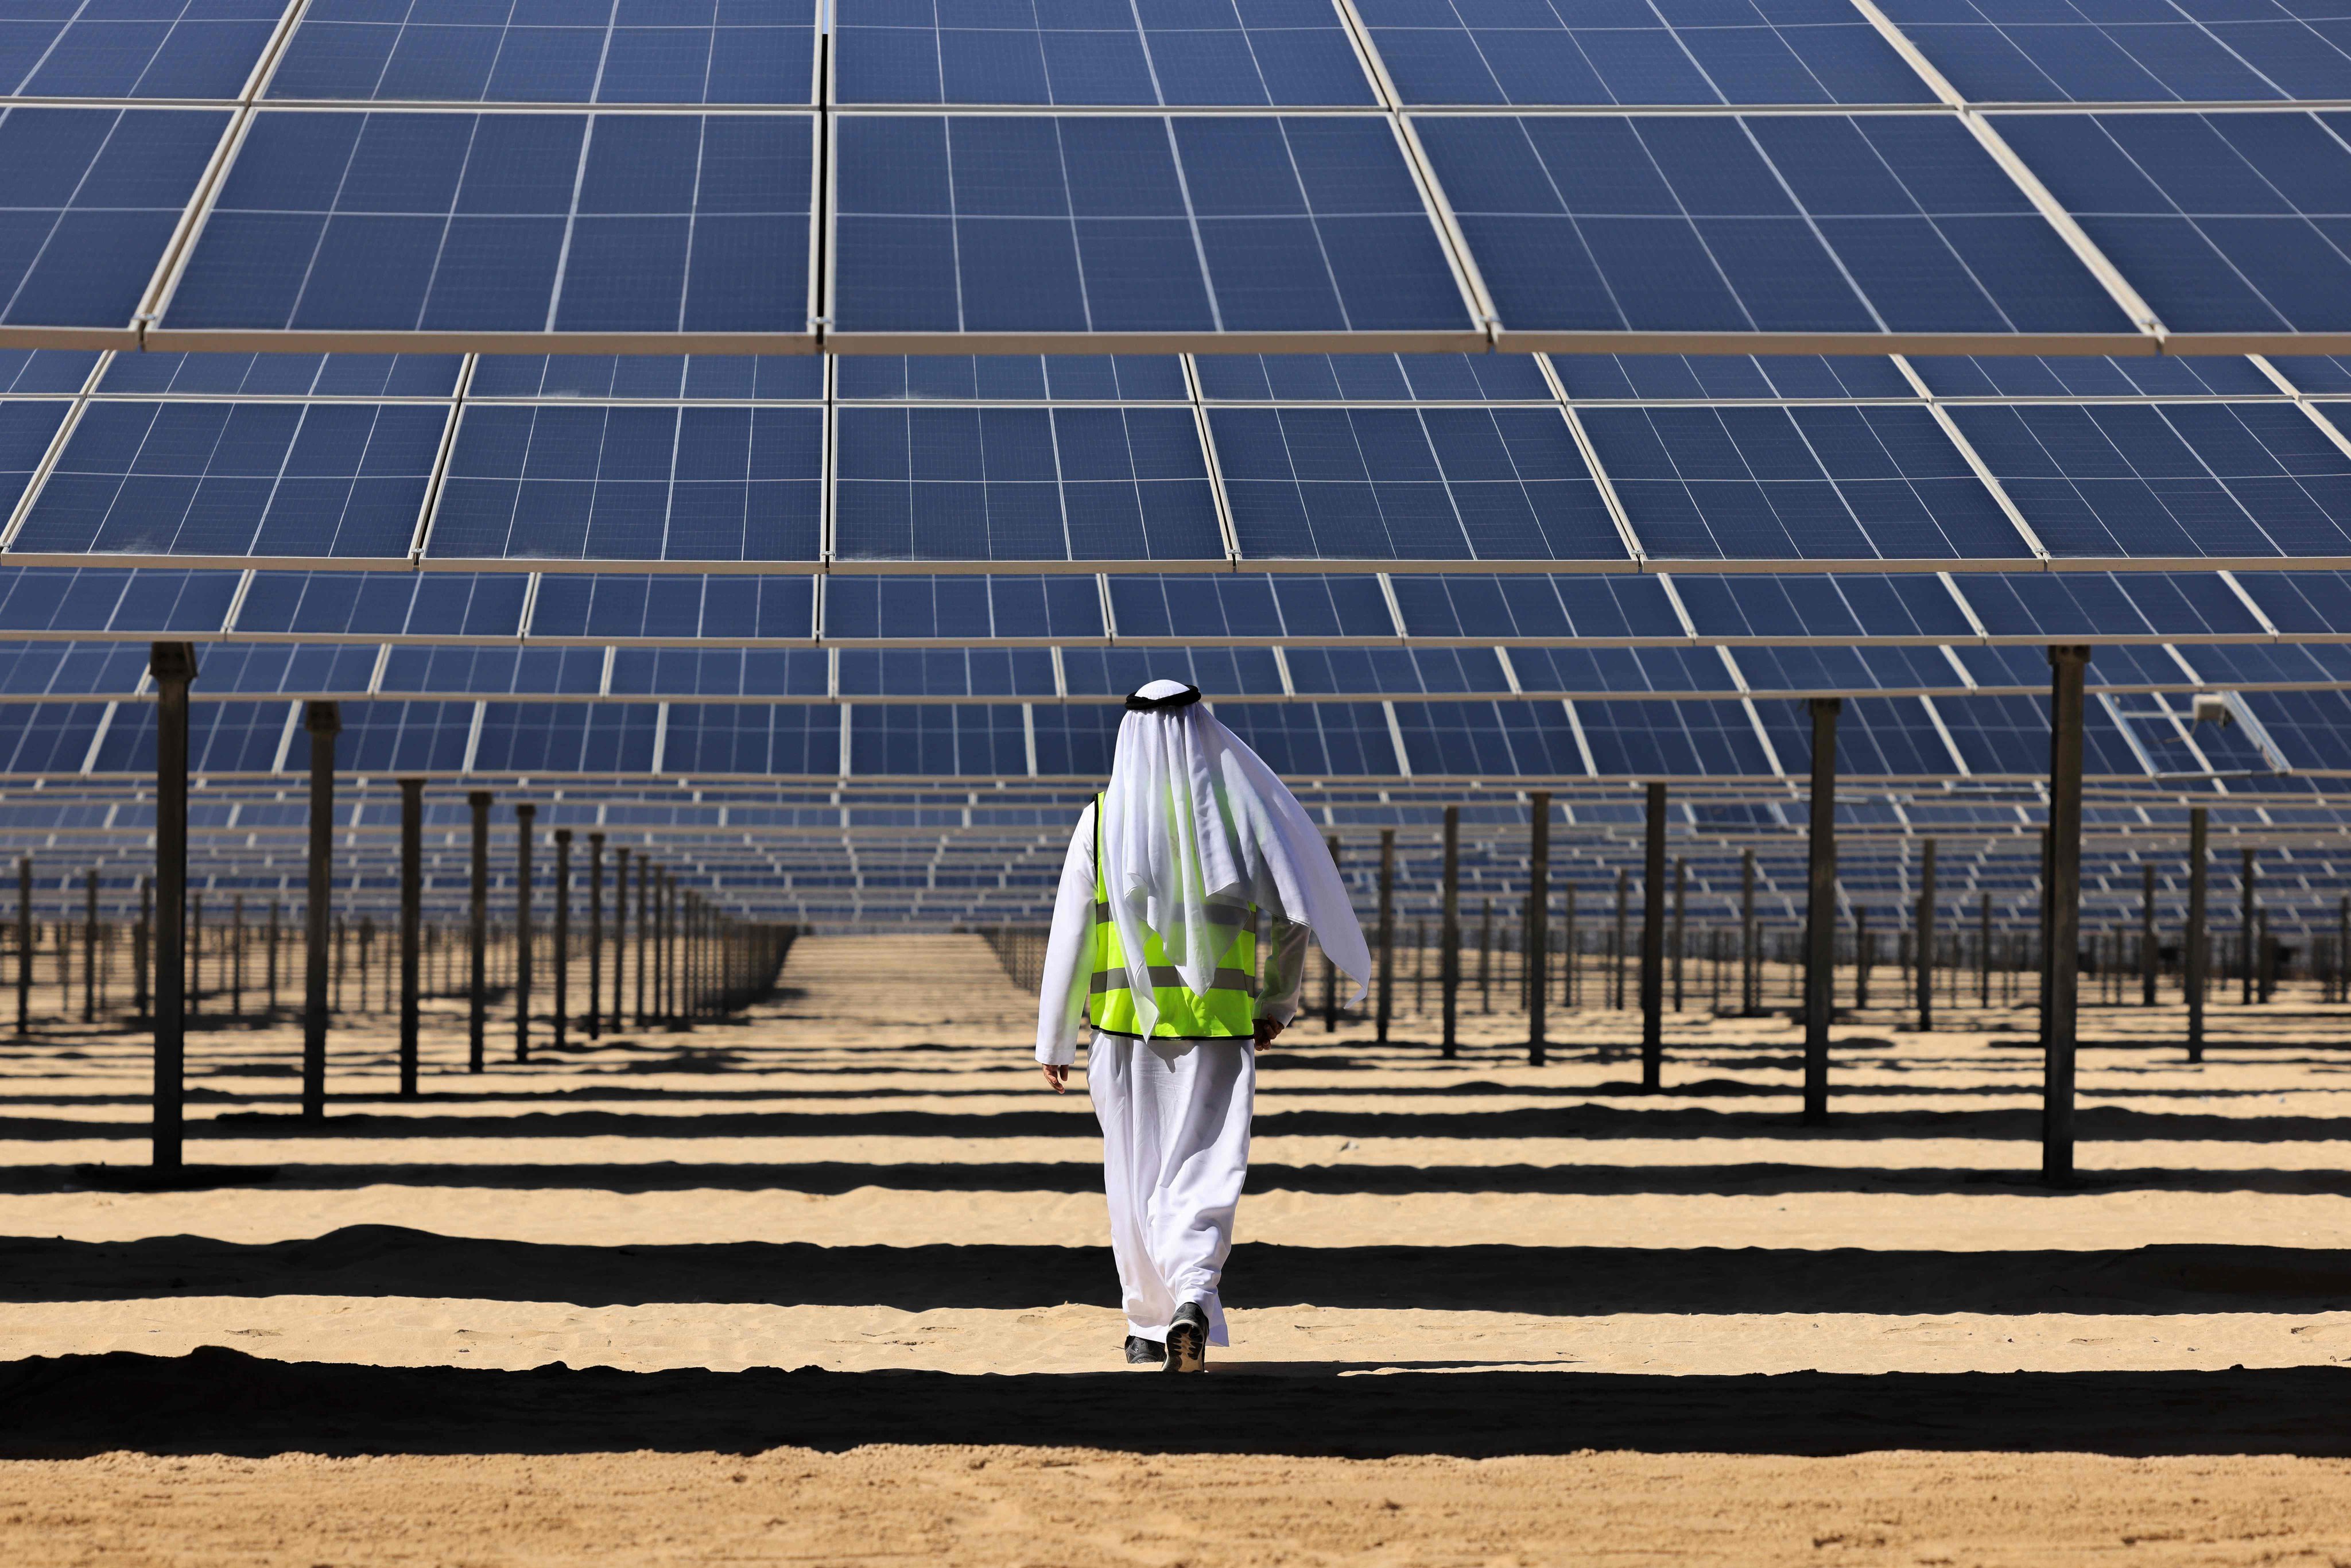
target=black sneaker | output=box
[1162,1302,1208,1374]
[1124,1334,1165,1365]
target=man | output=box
[1033,680,1369,1373]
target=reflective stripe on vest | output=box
[1089,795,1258,1039]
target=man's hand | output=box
[1253,1016,1285,1049]
[1039,1062,1069,1093]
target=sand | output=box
[9,931,2351,1563]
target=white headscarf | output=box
[1100,679,1371,1035]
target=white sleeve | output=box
[1256,919,1311,1026]
[1034,802,1097,1066]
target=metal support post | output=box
[136,877,152,1021]
[1526,792,1549,1066]
[1740,848,1757,1015]
[1322,836,1340,1033]
[2241,848,2256,1007]
[151,644,197,1169]
[514,803,536,1062]
[1979,892,1991,1008]
[1804,697,1839,1124]
[612,845,629,1034]
[635,858,650,1027]
[552,828,571,1052]
[2141,864,2158,1007]
[302,701,339,1123]
[17,857,31,1037]
[394,777,422,1098]
[1440,805,1460,1059]
[1916,837,1935,1033]
[1642,782,1666,1087]
[587,832,604,1041]
[467,790,491,1072]
[1671,857,1686,1014]
[1375,830,1395,1045]
[1855,906,1870,1011]
[2043,646,2089,1185]
[83,870,96,1023]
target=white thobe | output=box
[1036,802,1309,1345]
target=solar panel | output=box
[2245,688,2351,771]
[0,639,153,700]
[1548,352,1914,401]
[96,697,291,775]
[1412,112,2137,348]
[2265,354,2351,394]
[1213,698,1397,775]
[1731,643,1969,697]
[0,350,99,395]
[1388,571,1679,641]
[834,355,1188,401]
[1905,353,2280,399]
[1193,352,1553,402]
[1578,403,2027,563]
[1952,570,2271,642]
[195,640,380,696]
[833,405,1221,564]
[98,350,464,397]
[820,573,1105,642]
[427,403,823,564]
[839,646,1056,699]
[381,644,609,698]
[1993,111,2351,341]
[1210,404,1622,563]
[1944,401,2351,560]
[1393,698,1582,777]
[1062,644,1286,697]
[525,572,816,641]
[0,565,239,636]
[1282,643,1508,695]
[155,110,817,348]
[0,398,69,518]
[1755,693,1955,777]
[333,698,476,771]
[475,701,657,771]
[604,646,825,698]
[2233,569,2351,636]
[1105,572,1397,640]
[848,702,1027,775]
[660,701,839,774]
[1506,645,1734,697]
[9,399,450,564]
[827,114,1477,348]
[1666,571,1973,643]
[1359,0,1933,107]
[2179,641,2351,689]
[235,569,530,639]
[2,0,285,100]
[1877,0,2349,104]
[468,353,825,400]
[1927,690,2146,777]
[0,701,104,774]
[832,0,1376,107]
[1031,701,1119,776]
[0,107,231,343]
[1573,697,1774,778]
[266,0,821,105]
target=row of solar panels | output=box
[17,0,2351,113]
[9,564,2351,647]
[14,99,2351,354]
[1,685,2331,781]
[10,386,2351,570]
[5,638,2345,705]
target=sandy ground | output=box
[9,932,2351,1563]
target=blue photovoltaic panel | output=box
[1950,569,2269,641]
[2167,641,2351,688]
[267,0,819,104]
[607,646,827,697]
[821,574,1105,641]
[1994,112,2351,337]
[10,401,449,561]
[1574,697,1773,777]
[1033,700,1119,774]
[1213,700,1394,774]
[0,399,69,516]
[0,107,229,336]
[1906,354,2280,399]
[336,698,475,770]
[236,570,529,638]
[428,404,821,563]
[833,0,1375,107]
[1506,645,1735,696]
[1061,644,1285,696]
[661,702,839,773]
[1106,573,1396,639]
[1930,690,2146,777]
[1669,573,1973,641]
[1356,0,1933,107]
[834,355,1188,401]
[1394,698,1581,776]
[474,702,657,771]
[848,703,1027,775]
[467,353,824,399]
[1756,692,1956,775]
[0,701,102,773]
[2236,570,2351,635]
[97,697,290,775]
[0,350,99,394]
[2242,688,2351,770]
[0,566,239,635]
[2267,355,2351,394]
[1580,403,2024,562]
[1945,401,2351,560]
[0,639,152,698]
[1414,114,2133,341]
[1193,352,1554,402]
[163,111,814,339]
[379,644,608,696]
[1388,572,1678,640]
[838,646,1056,698]
[1548,353,1914,401]
[1876,0,2350,104]
[1730,643,1968,696]
[525,572,815,640]
[100,351,465,397]
[195,640,380,694]
[1283,643,1508,695]
[835,405,1220,564]
[2,0,284,100]
[830,115,1471,341]
[1209,405,1622,562]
